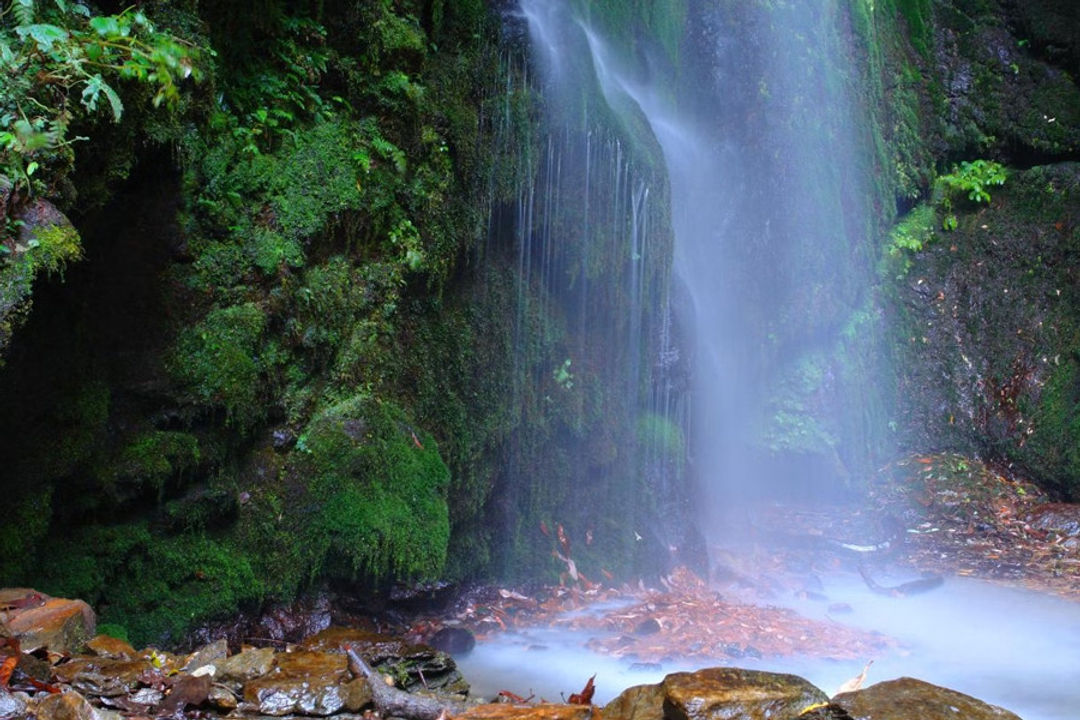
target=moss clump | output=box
[293,395,450,582]
[102,430,201,503]
[170,302,268,429]
[0,210,83,359]
[36,522,261,646]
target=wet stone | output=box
[833,677,1023,720]
[662,667,828,720]
[53,656,155,697]
[0,689,27,720]
[217,645,277,683]
[242,649,360,716]
[459,703,597,720]
[603,684,665,720]
[30,690,118,720]
[208,683,240,711]
[303,626,468,694]
[5,596,96,654]
[183,637,229,674]
[85,635,136,660]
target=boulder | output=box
[2,590,95,654]
[833,677,1022,720]
[216,645,276,683]
[52,657,155,698]
[242,649,371,716]
[85,635,136,661]
[29,690,121,720]
[604,667,828,720]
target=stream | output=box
[457,573,1080,720]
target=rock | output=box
[208,683,240,711]
[1023,503,1080,537]
[0,689,27,720]
[4,593,96,654]
[216,645,277,683]
[242,649,370,716]
[157,673,211,715]
[182,637,228,674]
[603,684,664,720]
[52,657,155,697]
[303,626,469,695]
[85,635,136,660]
[29,690,118,720]
[428,627,476,656]
[833,677,1023,720]
[605,667,829,720]
[798,704,855,719]
[458,703,597,720]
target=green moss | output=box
[101,430,201,503]
[0,215,83,359]
[36,522,261,646]
[292,395,450,581]
[170,302,268,428]
[636,412,685,466]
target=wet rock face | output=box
[892,164,1080,499]
[833,677,1022,720]
[604,667,829,720]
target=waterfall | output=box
[514,0,887,550]
[482,2,689,577]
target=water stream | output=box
[457,575,1080,720]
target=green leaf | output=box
[80,74,123,121]
[88,15,121,37]
[26,161,39,176]
[16,23,70,53]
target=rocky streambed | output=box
[1,587,1028,720]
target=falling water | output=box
[499,3,1080,720]
[482,3,690,577]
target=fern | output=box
[12,0,35,27]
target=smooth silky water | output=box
[501,3,1080,718]
[457,574,1080,720]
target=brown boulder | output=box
[3,591,95,654]
[833,677,1022,720]
[29,691,117,720]
[604,667,828,720]
[242,649,370,716]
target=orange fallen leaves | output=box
[567,675,595,705]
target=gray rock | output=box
[0,688,27,720]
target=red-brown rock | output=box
[3,591,95,654]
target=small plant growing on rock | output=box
[936,159,1008,230]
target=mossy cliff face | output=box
[0,0,682,643]
[862,0,1080,499]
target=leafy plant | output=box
[0,0,203,197]
[936,159,1008,231]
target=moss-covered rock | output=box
[292,395,450,582]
